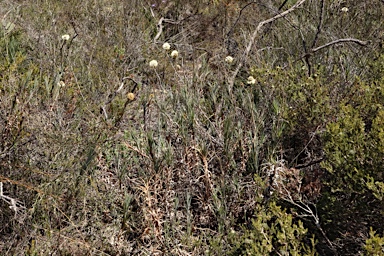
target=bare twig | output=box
[294,38,369,69]
[101,74,140,120]
[154,17,165,43]
[284,196,336,252]
[228,0,307,92]
[153,17,179,43]
[289,125,320,166]
[266,161,337,253]
[0,181,26,216]
[193,147,213,201]
[311,0,325,49]
[123,142,150,159]
[303,0,325,76]
[278,0,289,11]
[311,38,369,53]
[227,2,259,37]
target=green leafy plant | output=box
[231,202,317,256]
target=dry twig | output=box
[228,0,307,92]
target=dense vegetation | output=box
[1,0,383,255]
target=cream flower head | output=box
[171,50,179,58]
[149,60,158,67]
[247,76,256,85]
[162,42,171,50]
[341,7,349,12]
[127,92,135,101]
[61,34,70,41]
[57,81,66,87]
[225,56,234,64]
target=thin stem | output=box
[228,0,307,92]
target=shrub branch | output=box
[311,38,370,53]
[228,0,307,91]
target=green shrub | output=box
[364,228,384,256]
[319,58,384,254]
[231,202,317,256]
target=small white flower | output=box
[57,81,65,87]
[149,59,158,67]
[170,50,179,58]
[103,6,113,13]
[225,56,234,64]
[244,239,253,244]
[341,7,349,13]
[61,34,70,41]
[162,42,171,50]
[247,76,256,85]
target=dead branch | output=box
[228,0,307,92]
[153,17,179,43]
[311,38,370,53]
[154,17,165,43]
